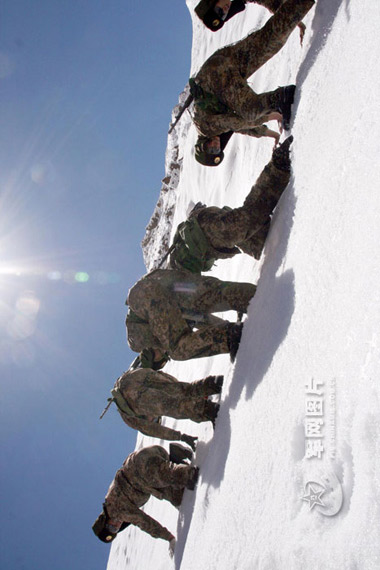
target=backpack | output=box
[170,216,216,273]
[189,78,229,115]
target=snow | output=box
[108,1,380,569]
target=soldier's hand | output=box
[298,22,306,46]
[181,434,198,451]
[168,537,176,558]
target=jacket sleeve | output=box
[121,413,182,442]
[236,125,273,138]
[124,509,173,541]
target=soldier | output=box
[194,0,306,42]
[189,0,315,166]
[126,268,256,363]
[169,136,292,271]
[92,445,199,546]
[107,370,224,448]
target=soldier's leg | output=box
[134,378,217,419]
[160,486,184,508]
[192,277,256,314]
[170,322,238,361]
[135,446,198,491]
[174,273,256,314]
[155,460,199,490]
[191,374,224,396]
[220,77,285,126]
[234,0,315,78]
[200,139,291,252]
[238,219,271,259]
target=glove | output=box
[180,434,198,451]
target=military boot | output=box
[227,322,244,362]
[169,443,193,464]
[270,85,296,130]
[204,400,220,428]
[272,135,293,172]
[186,466,200,490]
[203,374,224,394]
[278,85,296,130]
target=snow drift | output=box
[108,1,380,569]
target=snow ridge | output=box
[142,86,192,272]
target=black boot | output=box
[203,374,224,394]
[186,466,200,490]
[204,400,220,428]
[278,85,296,130]
[272,135,293,172]
[227,322,243,362]
[169,443,193,464]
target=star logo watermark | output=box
[301,473,343,516]
[301,483,326,510]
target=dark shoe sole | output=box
[281,85,296,130]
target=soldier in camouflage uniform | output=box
[92,445,199,544]
[170,136,292,269]
[191,0,315,166]
[111,369,223,447]
[195,0,306,42]
[126,268,256,362]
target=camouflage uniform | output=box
[192,0,315,138]
[114,368,221,440]
[190,145,290,260]
[126,269,255,360]
[104,446,197,541]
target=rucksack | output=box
[170,216,216,273]
[189,78,229,115]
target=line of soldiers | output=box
[92,0,315,553]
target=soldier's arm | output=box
[195,111,257,138]
[122,414,183,442]
[247,0,306,44]
[237,125,280,143]
[125,509,174,541]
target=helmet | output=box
[92,512,117,544]
[92,506,131,544]
[202,8,225,31]
[194,138,224,166]
[195,0,225,31]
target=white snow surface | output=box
[108,1,380,569]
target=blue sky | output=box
[0,2,191,568]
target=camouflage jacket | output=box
[114,369,183,442]
[104,448,174,542]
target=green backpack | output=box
[189,78,229,115]
[170,216,216,273]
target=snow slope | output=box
[108,1,380,569]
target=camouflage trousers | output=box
[196,157,290,259]
[118,369,220,423]
[126,446,196,494]
[127,270,256,360]
[196,0,314,125]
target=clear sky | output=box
[0,2,191,568]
